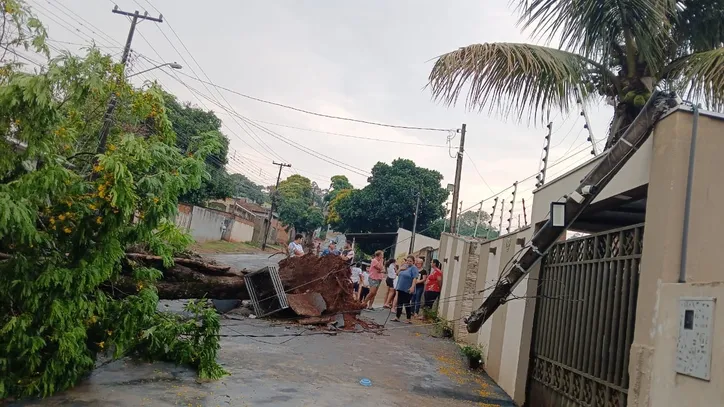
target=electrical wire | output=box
[464,151,495,194]
[168,69,455,132]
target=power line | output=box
[169,69,454,132]
[239,119,451,148]
[161,69,372,179]
[464,151,494,194]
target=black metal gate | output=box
[528,224,643,407]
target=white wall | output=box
[394,227,440,258]
[229,221,254,243]
[477,238,502,363]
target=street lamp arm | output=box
[127,62,182,78]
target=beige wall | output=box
[394,228,440,258]
[647,283,724,407]
[438,227,537,405]
[229,221,254,243]
[629,109,724,407]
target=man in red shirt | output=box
[423,259,443,309]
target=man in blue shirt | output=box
[321,241,340,256]
[391,255,419,323]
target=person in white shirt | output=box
[288,234,304,257]
[383,258,398,308]
[359,265,371,302]
[350,263,363,301]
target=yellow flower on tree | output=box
[96,216,103,224]
[58,214,66,221]
[63,227,72,234]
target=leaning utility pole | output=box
[464,92,679,333]
[522,198,528,226]
[97,7,163,154]
[261,162,292,250]
[449,124,466,233]
[408,191,421,254]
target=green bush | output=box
[460,345,483,362]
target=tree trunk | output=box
[109,264,249,300]
[604,102,637,150]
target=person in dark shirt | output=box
[412,257,428,317]
[321,241,340,256]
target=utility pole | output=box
[96,7,163,154]
[536,122,552,188]
[449,123,466,234]
[485,197,498,240]
[473,201,484,237]
[443,202,449,232]
[408,191,421,254]
[261,162,291,250]
[522,198,528,226]
[506,182,518,234]
[576,85,599,156]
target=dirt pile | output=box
[278,254,363,316]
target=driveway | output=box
[16,308,515,407]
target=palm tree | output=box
[428,0,724,150]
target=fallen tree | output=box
[112,253,249,300]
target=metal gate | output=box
[528,224,644,407]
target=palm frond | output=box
[427,43,609,124]
[515,0,675,72]
[661,47,724,110]
[671,0,724,55]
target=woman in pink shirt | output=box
[363,250,385,309]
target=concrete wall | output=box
[628,109,724,407]
[438,227,536,405]
[175,204,255,244]
[229,221,254,243]
[394,228,440,258]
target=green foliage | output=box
[162,92,237,206]
[428,1,724,145]
[276,174,324,234]
[0,31,225,400]
[229,173,266,204]
[454,210,499,239]
[329,159,448,237]
[323,175,353,203]
[460,345,483,362]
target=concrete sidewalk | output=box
[16,307,515,407]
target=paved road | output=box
[208,253,282,272]
[17,308,515,407]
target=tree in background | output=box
[0,5,225,399]
[428,1,724,150]
[330,159,448,238]
[276,174,324,237]
[163,92,234,206]
[454,210,499,238]
[228,173,267,204]
[324,175,353,204]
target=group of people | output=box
[288,235,443,323]
[358,250,443,323]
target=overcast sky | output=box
[25,0,614,223]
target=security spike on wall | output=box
[486,197,499,240]
[506,182,518,233]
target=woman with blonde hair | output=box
[364,250,385,309]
